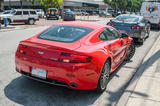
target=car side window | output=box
[23,11,29,15]
[99,32,107,40]
[108,28,120,38]
[15,11,22,15]
[30,11,36,15]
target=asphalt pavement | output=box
[0,19,159,106]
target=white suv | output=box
[0,9,39,25]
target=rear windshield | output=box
[116,16,139,22]
[37,25,93,43]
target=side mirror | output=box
[121,33,128,38]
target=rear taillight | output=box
[131,25,141,30]
[73,14,76,16]
[64,14,68,16]
[17,44,27,54]
[136,25,141,30]
[131,26,135,29]
[58,52,92,63]
[107,22,114,27]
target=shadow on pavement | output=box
[4,76,101,106]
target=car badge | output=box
[38,51,44,54]
[50,58,58,61]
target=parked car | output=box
[63,11,76,21]
[140,1,160,29]
[15,21,135,92]
[0,10,12,15]
[107,14,151,44]
[36,9,45,18]
[99,11,111,17]
[0,9,39,25]
[46,8,59,20]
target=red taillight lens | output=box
[64,14,68,16]
[136,25,141,30]
[17,44,27,54]
[131,26,135,29]
[73,14,76,16]
[107,22,114,27]
[59,52,92,63]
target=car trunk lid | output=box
[19,38,81,61]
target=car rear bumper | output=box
[15,52,100,90]
[128,32,144,39]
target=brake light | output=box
[73,14,76,16]
[48,10,50,14]
[131,26,135,29]
[107,22,114,27]
[58,52,92,63]
[17,44,27,54]
[136,25,141,30]
[64,14,68,16]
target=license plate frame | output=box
[31,68,47,79]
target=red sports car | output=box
[15,21,135,92]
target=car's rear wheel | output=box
[56,17,59,20]
[125,41,135,61]
[96,60,110,93]
[28,19,35,25]
[147,26,150,37]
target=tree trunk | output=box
[0,0,4,11]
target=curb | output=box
[0,25,49,33]
[115,32,160,106]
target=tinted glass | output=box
[30,11,36,15]
[116,15,139,22]
[3,11,11,14]
[15,11,22,15]
[99,32,106,40]
[103,28,119,40]
[38,25,93,43]
[23,11,29,15]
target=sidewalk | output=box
[117,33,160,106]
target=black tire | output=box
[139,38,144,45]
[125,41,135,61]
[56,17,59,20]
[147,26,150,38]
[7,19,11,25]
[28,19,35,25]
[96,60,110,93]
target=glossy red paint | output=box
[15,21,132,90]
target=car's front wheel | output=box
[125,41,135,61]
[96,60,110,93]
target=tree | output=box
[40,0,63,8]
[27,0,63,8]
[0,0,4,10]
[104,0,144,12]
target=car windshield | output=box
[10,10,16,14]
[37,9,41,12]
[37,25,93,43]
[64,9,71,12]
[3,11,11,14]
[116,15,139,22]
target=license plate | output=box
[119,30,126,33]
[32,68,47,79]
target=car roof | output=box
[55,21,106,30]
[15,9,36,11]
[117,14,143,18]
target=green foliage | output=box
[27,0,63,8]
[103,0,144,12]
[40,0,63,8]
